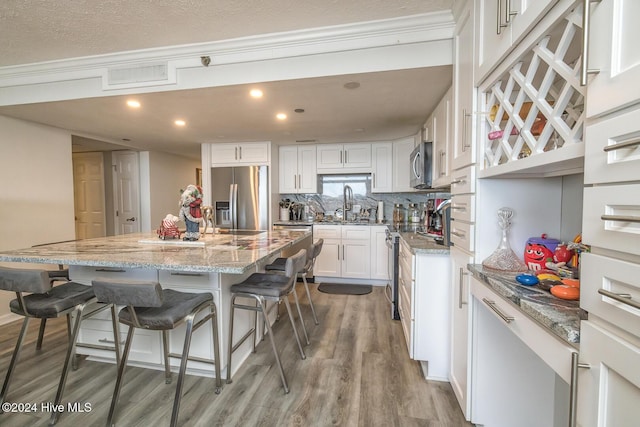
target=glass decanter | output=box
[482,207,528,272]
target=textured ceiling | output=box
[0,0,451,67]
[0,1,454,159]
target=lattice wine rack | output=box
[481,7,585,170]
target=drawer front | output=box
[77,320,162,364]
[313,225,341,239]
[583,185,640,256]
[450,165,476,194]
[398,285,413,357]
[581,253,640,339]
[451,193,476,223]
[471,278,575,382]
[159,270,217,290]
[584,106,640,185]
[70,266,158,285]
[450,220,475,253]
[341,226,369,240]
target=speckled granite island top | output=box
[468,264,583,347]
[399,233,450,255]
[0,230,311,274]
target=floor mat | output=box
[317,283,372,295]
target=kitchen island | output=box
[0,229,312,379]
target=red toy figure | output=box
[524,242,554,271]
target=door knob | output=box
[126,217,136,222]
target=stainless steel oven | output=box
[385,228,400,320]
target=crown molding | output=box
[0,11,454,89]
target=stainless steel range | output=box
[385,227,400,320]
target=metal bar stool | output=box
[0,266,120,426]
[265,239,323,332]
[36,266,71,351]
[226,249,307,393]
[92,279,222,427]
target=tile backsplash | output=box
[280,174,450,222]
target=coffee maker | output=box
[433,199,452,246]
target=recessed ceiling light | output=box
[126,100,141,108]
[276,113,287,120]
[250,89,263,98]
[174,119,186,126]
[343,81,360,90]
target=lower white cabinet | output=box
[369,226,389,280]
[313,225,371,280]
[398,238,451,380]
[449,247,472,420]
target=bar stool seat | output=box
[92,279,222,427]
[227,249,307,394]
[0,266,120,426]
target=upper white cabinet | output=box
[371,142,393,193]
[478,5,586,178]
[585,0,640,118]
[432,87,453,188]
[475,0,560,83]
[452,3,476,171]
[316,143,371,172]
[392,136,417,192]
[210,142,270,166]
[278,145,317,194]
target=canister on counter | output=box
[524,234,560,271]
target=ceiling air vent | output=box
[105,62,173,89]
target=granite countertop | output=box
[468,264,582,347]
[399,232,450,255]
[274,220,385,226]
[0,230,311,274]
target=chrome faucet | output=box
[343,184,353,221]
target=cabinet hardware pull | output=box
[450,179,466,185]
[581,0,602,86]
[451,230,465,238]
[597,289,640,310]
[497,0,508,35]
[482,298,514,323]
[345,150,348,164]
[505,0,517,24]
[99,338,126,345]
[569,353,591,427]
[298,174,301,189]
[294,174,297,189]
[440,151,446,176]
[462,109,472,150]
[340,150,343,164]
[603,138,640,152]
[95,268,126,273]
[600,214,640,224]
[170,272,205,277]
[452,205,467,211]
[458,267,469,309]
[235,147,238,160]
[238,146,242,159]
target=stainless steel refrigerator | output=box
[211,166,269,231]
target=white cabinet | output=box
[369,226,389,281]
[316,143,371,172]
[431,87,453,188]
[450,248,473,420]
[452,2,476,170]
[585,0,640,118]
[371,142,393,193]
[398,238,451,380]
[577,321,640,427]
[210,142,270,166]
[392,136,417,192]
[313,225,371,281]
[278,145,317,193]
[475,0,559,82]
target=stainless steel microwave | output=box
[409,141,433,189]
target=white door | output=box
[113,151,141,235]
[72,152,106,239]
[587,0,640,117]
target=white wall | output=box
[142,151,200,231]
[0,116,75,321]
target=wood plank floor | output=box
[0,285,472,426]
